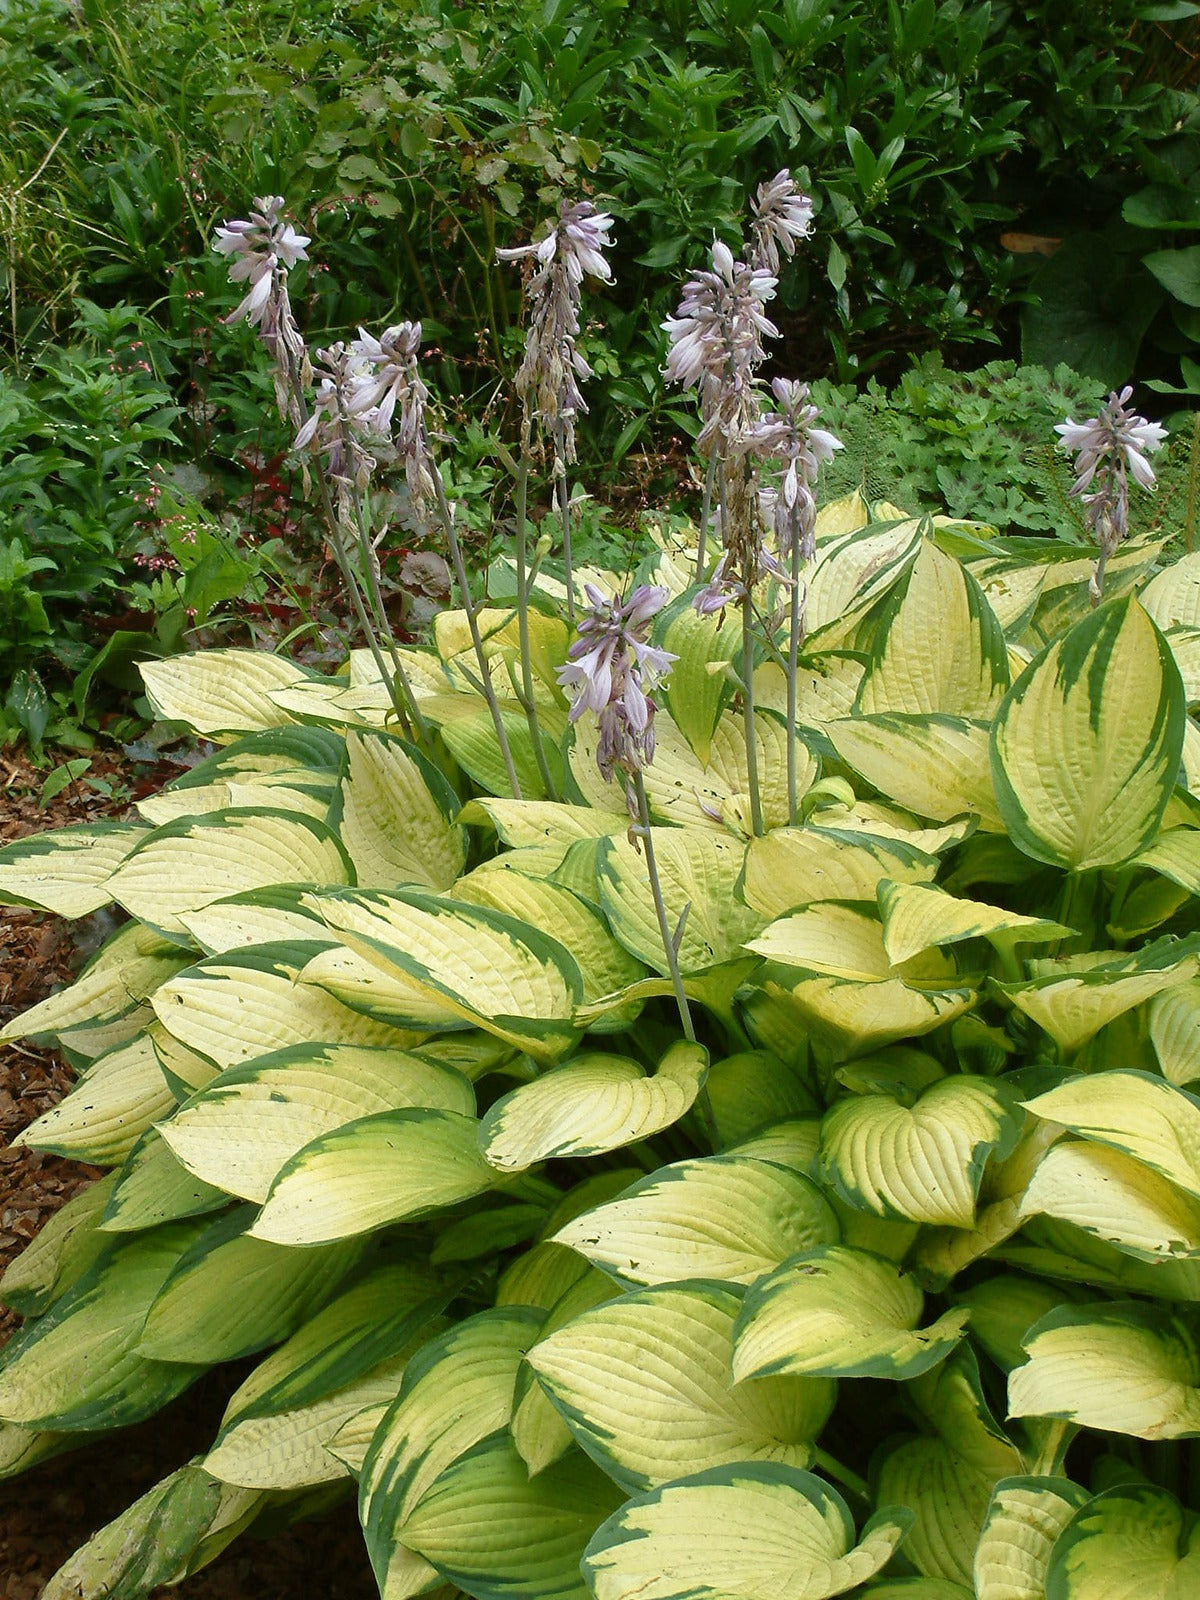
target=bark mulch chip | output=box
[1,748,378,1600]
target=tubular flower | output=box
[498,201,615,463]
[749,169,814,275]
[663,239,778,457]
[557,583,676,793]
[743,379,843,561]
[348,322,438,514]
[293,343,378,504]
[213,196,311,421]
[1055,387,1167,603]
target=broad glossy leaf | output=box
[991,597,1184,870]
[761,973,977,1056]
[1022,1071,1200,1201]
[857,539,1008,718]
[250,1108,497,1246]
[0,1173,116,1317]
[643,709,817,834]
[1001,951,1200,1053]
[99,1131,228,1232]
[705,1050,817,1146]
[584,1463,909,1600]
[0,1223,207,1430]
[314,889,583,1063]
[1009,1301,1200,1438]
[553,1155,838,1285]
[878,880,1072,965]
[0,822,146,919]
[528,1280,834,1491]
[141,649,310,736]
[107,809,351,934]
[335,730,466,890]
[741,826,938,922]
[480,1042,707,1171]
[818,1076,1020,1228]
[152,945,424,1069]
[732,1245,969,1381]
[161,1043,474,1202]
[0,922,185,1044]
[1044,1482,1200,1597]
[1020,1140,1200,1261]
[360,1307,541,1600]
[1149,979,1200,1085]
[597,828,762,975]
[828,714,1003,828]
[14,1035,175,1165]
[805,515,924,645]
[749,902,957,983]
[974,1476,1090,1600]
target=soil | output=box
[0,748,378,1600]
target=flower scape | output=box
[3,177,1200,1600]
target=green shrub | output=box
[5,492,1200,1595]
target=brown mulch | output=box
[0,748,378,1600]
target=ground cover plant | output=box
[3,176,1200,1600]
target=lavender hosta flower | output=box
[1055,387,1167,602]
[348,322,438,514]
[213,197,311,421]
[663,239,779,458]
[557,583,676,791]
[293,343,378,500]
[749,170,814,276]
[498,201,615,461]
[743,378,843,560]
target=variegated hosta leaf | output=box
[1019,1139,1200,1261]
[761,973,976,1057]
[400,1432,623,1600]
[952,1273,1071,1373]
[0,822,147,918]
[136,724,343,825]
[1000,947,1200,1054]
[827,713,1003,829]
[1022,1070,1200,1201]
[249,1108,497,1247]
[312,889,583,1064]
[99,1131,227,1233]
[659,595,739,763]
[106,810,352,934]
[1149,979,1200,1086]
[136,1209,358,1364]
[818,1076,1021,1228]
[510,1270,616,1477]
[335,730,466,890]
[1140,549,1200,631]
[159,1043,474,1203]
[877,879,1073,966]
[753,652,865,728]
[552,1156,838,1286]
[1131,825,1200,899]
[497,1243,594,1312]
[39,1463,249,1600]
[452,870,645,1016]
[0,921,186,1045]
[642,708,818,834]
[973,1475,1090,1600]
[1009,1301,1200,1439]
[597,828,762,975]
[13,1034,176,1166]
[439,698,567,800]
[0,1222,209,1430]
[749,902,958,983]
[178,886,330,955]
[583,1463,910,1600]
[527,1280,835,1492]
[1043,1482,1200,1597]
[856,538,1009,718]
[459,798,619,858]
[479,1042,707,1172]
[990,596,1184,870]
[705,1050,817,1146]
[873,1346,1023,1586]
[140,648,310,736]
[152,944,424,1069]
[741,826,939,922]
[299,944,472,1029]
[805,515,924,646]
[732,1245,969,1382]
[360,1307,541,1600]
[205,1263,448,1492]
[0,1173,116,1318]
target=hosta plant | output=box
[5,492,1200,1597]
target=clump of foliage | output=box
[3,161,1200,1598]
[811,356,1200,545]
